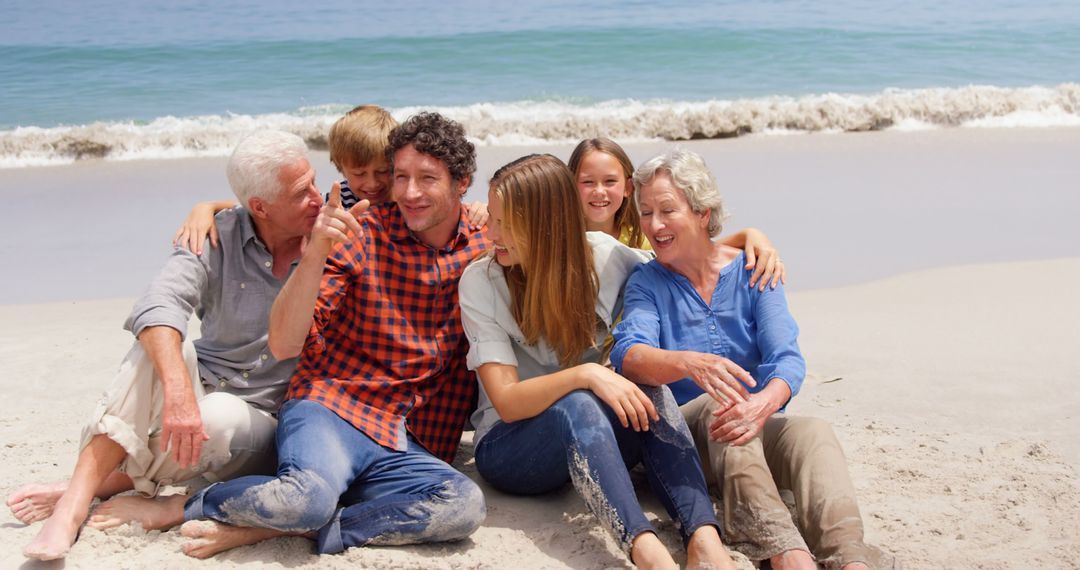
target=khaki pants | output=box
[79,342,278,497]
[681,394,895,570]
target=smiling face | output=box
[341,155,391,204]
[485,188,523,267]
[257,157,323,238]
[638,171,711,266]
[391,144,464,246]
[575,150,631,235]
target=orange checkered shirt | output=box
[285,202,488,462]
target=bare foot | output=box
[7,481,68,524]
[629,532,678,570]
[180,520,290,559]
[770,549,817,570]
[686,526,736,570]
[23,510,82,561]
[87,494,187,531]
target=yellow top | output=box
[619,226,652,251]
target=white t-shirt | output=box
[459,231,651,443]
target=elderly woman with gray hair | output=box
[610,149,894,570]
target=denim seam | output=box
[641,438,717,545]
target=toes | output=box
[181,540,211,559]
[85,517,117,530]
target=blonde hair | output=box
[328,105,398,171]
[491,154,600,368]
[567,138,644,248]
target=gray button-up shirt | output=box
[125,207,297,413]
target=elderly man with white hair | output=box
[8,130,326,561]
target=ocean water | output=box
[2,0,1079,167]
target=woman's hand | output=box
[708,379,789,445]
[741,228,786,291]
[581,363,658,432]
[682,352,755,406]
[173,202,222,255]
[464,201,489,230]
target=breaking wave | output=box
[2,83,1078,168]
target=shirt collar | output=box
[387,203,473,250]
[236,207,260,247]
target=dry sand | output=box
[1,128,1078,568]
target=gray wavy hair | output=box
[632,149,727,237]
[227,131,309,205]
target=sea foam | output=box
[2,84,1077,168]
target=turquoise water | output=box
[2,0,1079,165]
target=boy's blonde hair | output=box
[328,105,398,171]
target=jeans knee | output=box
[439,475,486,540]
[550,391,606,427]
[219,468,339,532]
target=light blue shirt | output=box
[610,251,804,408]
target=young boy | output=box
[327,104,396,208]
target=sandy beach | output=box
[2,129,1078,569]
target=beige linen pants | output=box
[79,342,278,496]
[681,394,895,570]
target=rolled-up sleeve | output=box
[125,247,208,340]
[610,266,662,373]
[459,262,518,370]
[751,282,805,403]
[305,234,364,356]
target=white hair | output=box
[226,131,309,205]
[632,148,727,237]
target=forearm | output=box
[716,228,752,249]
[481,363,592,423]
[619,344,687,386]
[138,326,193,394]
[205,199,237,213]
[268,249,328,359]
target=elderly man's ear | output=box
[248,197,268,219]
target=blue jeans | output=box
[184,399,485,554]
[475,388,717,554]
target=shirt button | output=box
[219,380,226,387]
[709,325,716,330]
[261,354,268,360]
[264,261,272,268]
[243,372,249,378]
[240,283,246,289]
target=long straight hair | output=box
[567,138,644,249]
[490,154,600,368]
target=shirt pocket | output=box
[221,278,271,342]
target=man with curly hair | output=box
[178,112,490,558]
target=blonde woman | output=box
[459,154,735,570]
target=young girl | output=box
[568,137,645,248]
[459,154,736,570]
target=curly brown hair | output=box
[386,112,476,183]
